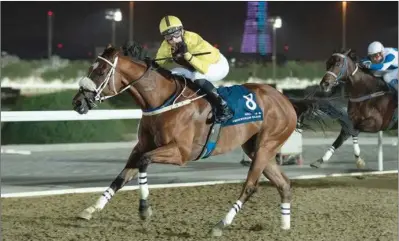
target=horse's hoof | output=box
[210,221,225,237]
[77,206,96,220]
[139,206,153,220]
[310,159,323,168]
[356,158,365,169]
[211,227,223,237]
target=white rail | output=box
[0,110,386,171]
[1,109,142,122]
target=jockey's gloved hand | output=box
[176,41,188,55]
[359,61,371,69]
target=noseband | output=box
[325,53,359,87]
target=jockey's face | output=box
[369,52,384,64]
[164,30,183,46]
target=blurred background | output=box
[1,1,398,145]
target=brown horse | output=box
[72,43,299,236]
[313,49,398,168]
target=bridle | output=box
[324,53,388,102]
[81,53,151,102]
[324,53,359,87]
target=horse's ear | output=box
[106,43,112,49]
[344,49,352,55]
[348,49,358,61]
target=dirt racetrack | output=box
[2,174,398,241]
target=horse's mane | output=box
[120,41,178,80]
[336,48,375,76]
[101,46,117,58]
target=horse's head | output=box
[72,43,149,114]
[320,49,359,92]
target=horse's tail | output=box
[287,97,329,133]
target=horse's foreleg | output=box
[135,142,183,220]
[352,135,365,169]
[78,168,139,220]
[137,164,152,220]
[211,146,277,237]
[77,149,141,220]
[310,129,350,168]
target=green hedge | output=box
[1,60,47,79]
[1,90,140,144]
[40,60,90,81]
[1,59,325,82]
[1,59,91,82]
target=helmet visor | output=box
[162,26,182,36]
[164,29,183,41]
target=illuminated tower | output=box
[240,1,271,55]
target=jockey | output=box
[360,41,398,94]
[155,15,233,123]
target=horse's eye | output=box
[95,68,105,76]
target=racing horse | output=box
[311,49,397,168]
[72,42,313,236]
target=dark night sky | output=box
[1,1,398,60]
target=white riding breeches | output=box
[382,69,398,91]
[171,54,230,82]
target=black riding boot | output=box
[194,79,234,123]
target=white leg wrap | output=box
[138,172,149,200]
[223,200,243,226]
[322,146,335,162]
[352,137,360,157]
[281,202,291,230]
[95,187,115,210]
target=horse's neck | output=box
[125,64,178,110]
[347,70,385,97]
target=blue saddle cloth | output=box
[216,85,264,127]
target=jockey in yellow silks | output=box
[155,15,233,123]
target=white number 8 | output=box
[243,93,257,111]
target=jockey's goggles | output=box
[368,52,383,61]
[164,30,183,41]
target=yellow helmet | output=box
[159,16,183,36]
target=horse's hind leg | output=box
[211,144,282,236]
[242,138,292,229]
[78,149,140,220]
[243,139,292,229]
[262,157,291,229]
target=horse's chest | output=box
[148,122,177,147]
[150,128,170,147]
